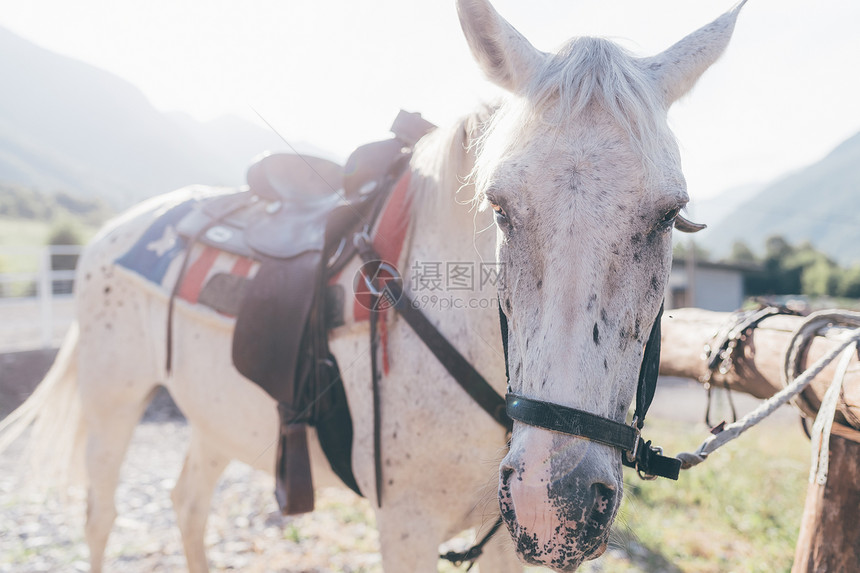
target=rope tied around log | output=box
[782,311,860,430]
[699,305,801,427]
[677,310,860,474]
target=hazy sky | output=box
[2,0,859,203]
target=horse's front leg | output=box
[171,429,231,573]
[474,525,524,573]
[375,499,448,572]
[376,502,523,572]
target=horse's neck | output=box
[406,186,494,273]
[406,114,496,267]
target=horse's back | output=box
[82,185,234,269]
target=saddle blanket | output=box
[115,198,259,317]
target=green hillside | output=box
[703,131,860,265]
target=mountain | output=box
[688,182,765,230]
[0,27,334,209]
[701,132,860,265]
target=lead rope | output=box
[782,311,860,429]
[808,341,855,485]
[439,517,505,570]
[677,311,860,473]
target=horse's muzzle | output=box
[498,436,620,570]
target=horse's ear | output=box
[675,214,707,234]
[457,0,547,95]
[643,1,748,105]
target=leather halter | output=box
[502,304,682,480]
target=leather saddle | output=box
[246,153,343,204]
[172,110,435,515]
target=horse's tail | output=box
[0,323,86,487]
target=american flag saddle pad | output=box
[115,198,259,317]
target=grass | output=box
[0,218,54,274]
[0,217,54,246]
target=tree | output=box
[47,219,82,295]
[728,240,756,263]
[764,235,794,262]
[838,266,860,298]
[673,240,711,261]
[801,257,840,296]
[726,235,860,299]
[47,219,83,246]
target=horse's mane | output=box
[472,36,673,198]
[409,104,497,215]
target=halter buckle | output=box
[636,443,663,481]
[624,417,642,466]
[625,416,660,480]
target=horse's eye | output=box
[659,207,681,227]
[491,203,509,225]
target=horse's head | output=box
[457,0,745,569]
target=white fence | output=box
[0,245,81,350]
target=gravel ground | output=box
[0,359,486,573]
[0,307,456,573]
[0,298,75,353]
[0,414,384,573]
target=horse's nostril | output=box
[500,465,515,486]
[589,483,616,527]
[498,465,517,525]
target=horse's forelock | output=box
[470,36,676,202]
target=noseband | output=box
[501,304,681,480]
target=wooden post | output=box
[659,308,860,573]
[792,434,860,572]
[39,247,53,349]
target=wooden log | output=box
[658,308,860,573]
[659,308,860,428]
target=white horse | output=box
[0,1,746,571]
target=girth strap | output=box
[355,236,510,563]
[355,237,510,505]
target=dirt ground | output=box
[0,298,76,353]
